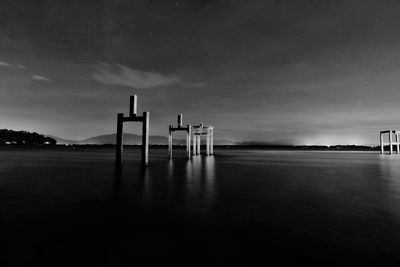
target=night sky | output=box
[1,0,400,145]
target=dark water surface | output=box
[2,147,400,266]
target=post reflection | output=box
[378,155,400,218]
[113,165,123,199]
[167,159,174,180]
[113,156,217,211]
[185,155,217,208]
[203,156,216,204]
[140,165,151,200]
[112,164,151,202]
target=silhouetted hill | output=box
[0,129,56,145]
[81,133,171,145]
[50,133,237,145]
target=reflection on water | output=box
[378,155,400,183]
[6,148,400,264]
[378,155,400,219]
[113,165,123,198]
[188,156,216,205]
[167,159,174,178]
[163,155,217,210]
[203,156,216,204]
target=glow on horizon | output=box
[298,135,372,146]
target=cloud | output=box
[0,61,27,69]
[0,61,13,67]
[93,63,198,89]
[32,74,50,81]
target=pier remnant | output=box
[168,114,191,159]
[192,123,214,156]
[116,95,150,166]
[380,130,400,155]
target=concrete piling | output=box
[142,111,149,166]
[380,130,400,155]
[116,95,150,166]
[178,114,183,128]
[116,113,124,164]
[168,114,191,159]
[129,95,137,117]
[191,124,214,156]
[210,128,214,155]
[196,135,200,155]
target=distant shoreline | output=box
[0,143,382,151]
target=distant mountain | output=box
[50,133,237,146]
[80,133,171,145]
[48,136,78,145]
[238,140,295,146]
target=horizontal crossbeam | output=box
[122,115,145,122]
[170,127,190,132]
[382,142,400,145]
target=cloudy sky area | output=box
[1,0,400,145]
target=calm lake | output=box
[2,147,400,266]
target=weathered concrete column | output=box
[186,129,189,157]
[116,113,124,164]
[380,132,384,154]
[142,111,149,166]
[178,114,183,128]
[192,133,197,155]
[397,133,400,154]
[389,131,393,154]
[210,129,214,155]
[206,131,210,156]
[130,95,137,117]
[168,126,173,159]
[197,134,201,155]
[116,94,150,166]
[187,125,191,159]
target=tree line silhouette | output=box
[0,129,56,145]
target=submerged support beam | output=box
[380,132,384,154]
[116,113,124,164]
[142,112,149,166]
[389,131,393,155]
[397,133,399,154]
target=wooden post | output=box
[142,112,149,166]
[178,114,183,128]
[116,113,124,164]
[210,128,214,155]
[130,95,137,117]
[389,131,393,154]
[380,132,384,154]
